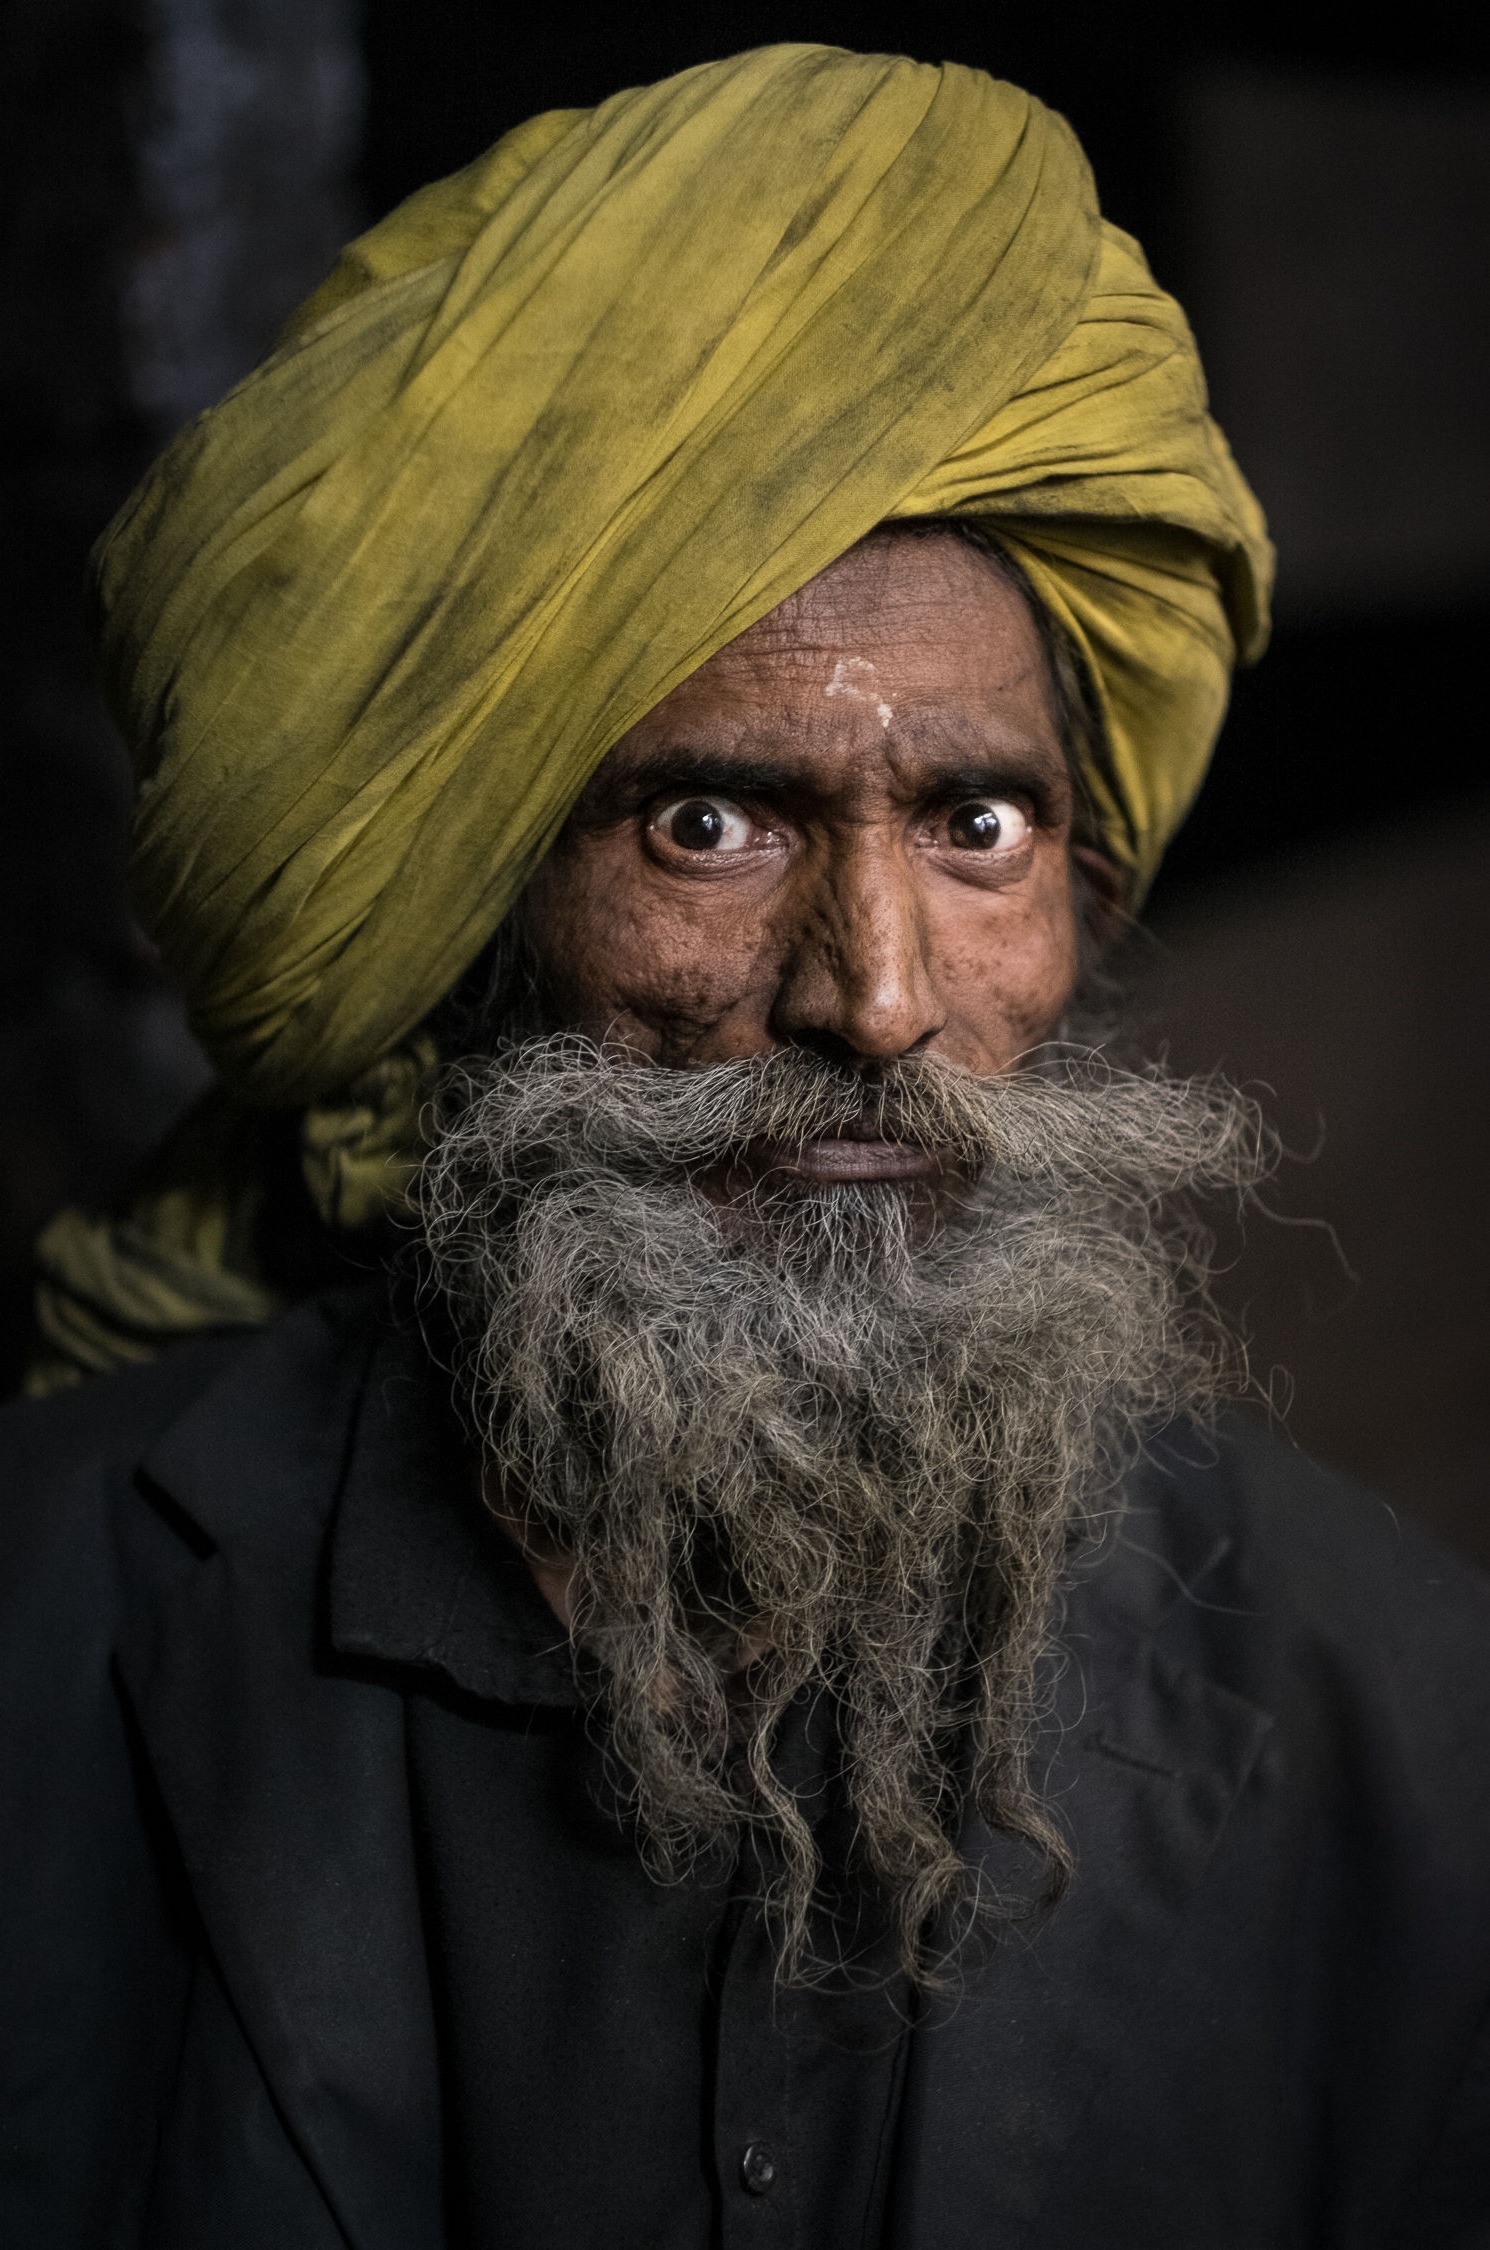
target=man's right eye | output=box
[649,796,754,852]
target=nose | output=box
[770,833,945,1063]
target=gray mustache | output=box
[430,1034,1269,1206]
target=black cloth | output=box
[2,1287,1490,2249]
[328,1371,907,2249]
[407,1698,905,2250]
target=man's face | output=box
[520,531,1091,1191]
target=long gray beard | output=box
[415,1038,1267,1982]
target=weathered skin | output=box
[520,529,1118,1191]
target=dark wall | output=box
[0,0,360,1386]
[358,3,1172,244]
[0,0,165,1388]
[2,0,1486,1558]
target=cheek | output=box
[520,842,778,1042]
[518,851,621,1025]
[930,861,1080,1068]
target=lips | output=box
[746,1136,942,1183]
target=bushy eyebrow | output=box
[597,748,805,803]
[598,733,1058,797]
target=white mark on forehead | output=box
[825,655,894,730]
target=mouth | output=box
[747,1135,944,1184]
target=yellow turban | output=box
[32,43,1271,1388]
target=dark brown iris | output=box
[948,801,1003,849]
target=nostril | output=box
[784,1027,941,1070]
[786,1028,872,1069]
[832,1027,942,1066]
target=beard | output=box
[414,1035,1267,1982]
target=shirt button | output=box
[740,2141,777,2195]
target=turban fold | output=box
[33,43,1271,1388]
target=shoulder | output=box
[0,1339,248,1640]
[1168,1413,1489,1671]
[0,1289,387,1920]
[2,1339,239,1518]
[1119,1415,1490,1811]
[0,1288,382,1608]
[0,1295,388,2244]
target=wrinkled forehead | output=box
[708,526,1037,661]
[619,531,1058,740]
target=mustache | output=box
[429,1033,1269,1206]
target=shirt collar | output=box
[328,1318,583,1709]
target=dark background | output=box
[3,3,1487,1556]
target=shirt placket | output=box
[711,1886,799,2249]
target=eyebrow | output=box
[596,749,807,802]
[594,731,1064,808]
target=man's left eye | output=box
[650,795,754,852]
[943,798,1030,851]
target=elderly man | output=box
[3,45,1487,2250]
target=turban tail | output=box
[29,45,1272,1390]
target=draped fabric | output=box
[31,44,1272,1390]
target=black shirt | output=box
[5,1292,1490,2248]
[329,1337,909,2250]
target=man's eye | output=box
[944,798,1030,852]
[651,796,754,852]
